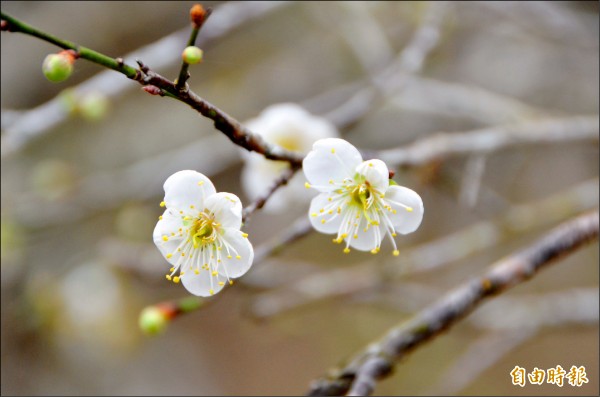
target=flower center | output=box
[350,183,373,210]
[186,212,219,249]
[275,134,301,152]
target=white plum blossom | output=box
[153,170,254,296]
[303,138,424,255]
[241,103,338,212]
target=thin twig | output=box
[175,5,212,90]
[1,3,303,165]
[242,164,301,223]
[307,209,599,396]
[1,1,290,158]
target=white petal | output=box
[245,103,338,154]
[163,170,216,213]
[153,210,186,265]
[385,185,424,234]
[204,192,243,229]
[303,138,362,189]
[356,159,389,193]
[347,215,382,252]
[308,193,343,234]
[181,267,227,297]
[218,229,254,278]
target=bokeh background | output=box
[1,1,598,395]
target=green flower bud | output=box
[139,307,169,336]
[78,92,110,122]
[182,46,203,64]
[42,53,73,83]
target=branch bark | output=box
[307,209,599,396]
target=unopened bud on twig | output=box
[182,46,203,64]
[142,85,162,96]
[190,4,207,27]
[139,306,170,336]
[42,50,76,83]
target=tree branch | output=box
[1,1,291,158]
[307,209,599,396]
[242,164,301,223]
[1,6,304,166]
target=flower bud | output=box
[190,4,207,27]
[139,307,169,336]
[78,91,110,122]
[182,46,203,64]
[42,53,74,83]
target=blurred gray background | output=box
[1,1,598,395]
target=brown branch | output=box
[2,5,304,166]
[137,62,304,166]
[307,209,599,396]
[1,1,290,158]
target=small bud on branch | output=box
[190,4,208,28]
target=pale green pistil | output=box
[187,212,219,249]
[350,183,374,211]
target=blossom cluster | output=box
[154,105,423,296]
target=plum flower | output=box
[303,138,424,255]
[241,103,338,213]
[153,170,254,296]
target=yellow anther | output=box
[166,254,173,259]
[393,250,400,256]
[218,281,225,286]
[370,248,378,254]
[179,210,183,214]
[181,252,185,256]
[165,275,172,281]
[337,208,341,214]
[227,255,232,259]
[329,179,334,184]
[331,148,335,154]
[343,247,350,254]
[235,255,241,260]
[173,276,180,283]
[229,280,234,285]
[198,181,204,186]
[209,289,214,295]
[160,201,166,207]
[321,219,326,224]
[328,210,333,214]
[180,271,185,276]
[190,205,195,209]
[406,207,413,212]
[311,213,317,217]
[194,269,200,275]
[305,182,311,189]
[212,271,218,276]
[368,163,373,167]
[341,233,348,238]
[392,233,397,237]
[319,209,324,213]
[162,235,169,241]
[393,210,397,214]
[328,197,333,202]
[170,267,175,272]
[353,234,358,239]
[158,215,163,220]
[242,232,248,238]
